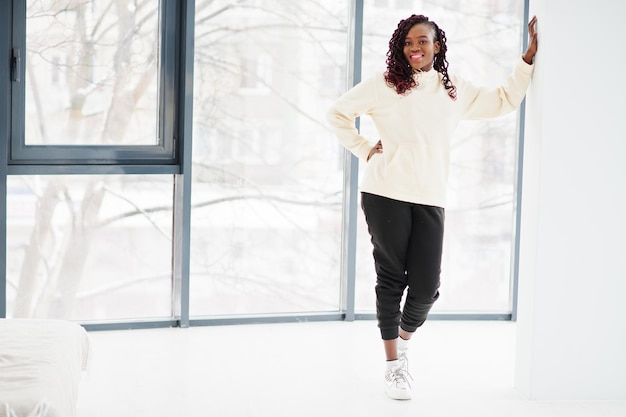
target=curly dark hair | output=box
[384,14,456,99]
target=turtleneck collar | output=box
[413,68,439,81]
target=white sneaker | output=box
[384,360,412,400]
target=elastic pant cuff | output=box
[380,327,399,340]
[400,323,419,334]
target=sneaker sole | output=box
[385,388,412,400]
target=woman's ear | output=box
[434,41,441,54]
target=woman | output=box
[326,14,538,400]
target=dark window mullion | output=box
[0,0,13,318]
[9,0,25,163]
[159,0,179,160]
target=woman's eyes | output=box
[404,41,427,46]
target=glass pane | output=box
[24,1,160,145]
[6,175,173,321]
[356,1,524,313]
[190,0,348,316]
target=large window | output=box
[189,0,348,317]
[2,0,528,325]
[2,0,188,322]
[355,0,525,314]
[6,175,174,321]
[9,0,179,164]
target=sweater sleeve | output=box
[326,76,378,161]
[460,57,534,120]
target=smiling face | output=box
[403,23,440,72]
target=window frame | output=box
[8,0,181,169]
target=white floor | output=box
[76,320,626,417]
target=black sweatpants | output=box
[361,192,445,340]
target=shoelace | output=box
[387,361,414,389]
[399,354,413,379]
[387,368,412,390]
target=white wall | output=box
[515,0,626,400]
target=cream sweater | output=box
[326,57,534,208]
